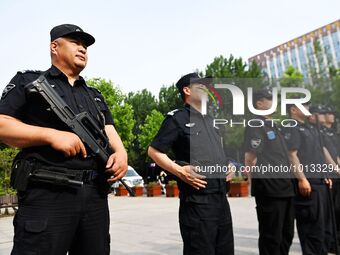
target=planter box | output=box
[166,184,179,197]
[0,194,18,204]
[228,181,249,197]
[115,186,129,196]
[146,185,162,197]
[132,186,144,196]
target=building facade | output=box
[249,20,340,80]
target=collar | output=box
[185,103,203,116]
[48,65,65,78]
[47,65,86,85]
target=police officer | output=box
[320,105,340,165]
[320,105,340,252]
[283,102,334,255]
[0,24,128,254]
[244,89,295,255]
[148,73,234,255]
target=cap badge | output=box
[185,123,195,128]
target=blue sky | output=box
[0,0,339,96]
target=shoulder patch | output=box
[167,109,180,116]
[251,138,262,149]
[18,69,42,74]
[1,83,16,99]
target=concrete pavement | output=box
[0,196,302,255]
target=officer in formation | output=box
[283,102,335,255]
[310,104,340,253]
[148,73,234,255]
[0,24,128,254]
[244,89,295,255]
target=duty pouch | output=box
[10,159,35,192]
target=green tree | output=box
[280,65,304,87]
[158,84,183,115]
[137,109,164,161]
[205,54,262,78]
[331,76,340,114]
[111,103,135,152]
[126,89,157,133]
[86,78,135,153]
[87,78,124,107]
[0,147,19,195]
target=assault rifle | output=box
[25,75,135,196]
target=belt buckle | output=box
[82,170,97,183]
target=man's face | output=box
[317,113,326,124]
[256,98,272,111]
[326,113,335,124]
[188,83,207,102]
[52,36,88,71]
[292,104,309,120]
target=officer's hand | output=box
[226,163,236,182]
[324,178,333,189]
[48,130,87,158]
[298,178,312,197]
[105,151,128,183]
[179,165,207,190]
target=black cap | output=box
[286,97,311,114]
[253,88,273,103]
[309,104,327,114]
[175,73,211,92]
[50,24,95,47]
[324,105,336,114]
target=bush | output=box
[0,147,19,195]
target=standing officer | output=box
[283,102,334,255]
[0,24,128,255]
[244,89,295,255]
[320,105,340,252]
[320,105,340,165]
[148,73,234,255]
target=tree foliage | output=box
[126,89,157,133]
[158,84,183,115]
[0,147,19,195]
[205,54,262,78]
[137,109,164,160]
[280,65,304,87]
[111,103,135,151]
[86,78,135,152]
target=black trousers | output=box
[332,179,340,252]
[179,193,234,255]
[295,183,334,255]
[11,183,110,255]
[255,196,294,255]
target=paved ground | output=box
[0,196,302,255]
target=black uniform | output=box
[321,125,340,252]
[0,66,114,255]
[283,121,334,255]
[244,117,295,255]
[150,104,234,255]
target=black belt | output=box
[31,167,100,187]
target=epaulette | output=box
[167,109,180,116]
[17,70,42,74]
[88,86,101,94]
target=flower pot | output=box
[166,184,179,197]
[115,186,129,196]
[228,181,249,197]
[146,185,162,197]
[0,194,17,204]
[132,186,144,196]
